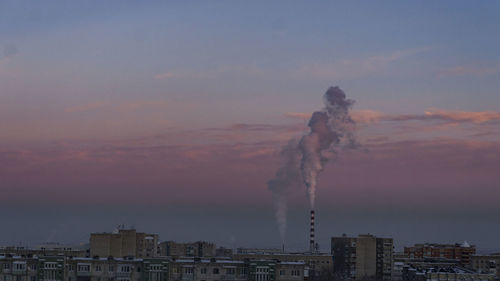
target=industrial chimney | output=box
[309,210,315,253]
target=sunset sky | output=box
[1,1,500,252]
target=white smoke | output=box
[267,140,302,242]
[299,86,356,209]
[268,86,356,241]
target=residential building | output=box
[403,242,475,265]
[215,247,233,257]
[0,255,306,281]
[90,228,158,258]
[0,247,87,258]
[402,264,495,281]
[331,234,394,281]
[470,253,500,277]
[158,241,215,257]
[233,251,331,277]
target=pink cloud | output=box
[154,72,176,80]
[438,64,500,77]
[423,109,500,123]
[64,102,106,113]
[294,47,429,80]
[288,109,500,125]
[1,134,500,210]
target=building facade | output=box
[470,254,500,277]
[90,229,158,258]
[402,265,495,281]
[1,255,306,281]
[233,252,332,276]
[331,234,394,281]
[403,242,475,265]
[158,242,216,258]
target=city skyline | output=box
[1,1,500,254]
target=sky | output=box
[1,1,500,253]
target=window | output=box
[213,268,219,274]
[77,264,90,272]
[108,266,114,272]
[30,277,37,281]
[14,262,26,271]
[239,268,248,275]
[118,266,130,273]
[225,268,235,275]
[200,268,207,274]
[149,264,161,271]
[4,263,11,269]
[95,265,101,272]
[183,267,193,274]
[291,270,301,276]
[30,264,37,271]
[44,263,58,269]
[279,270,285,276]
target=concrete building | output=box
[1,255,306,281]
[0,247,87,258]
[403,242,475,265]
[331,234,394,281]
[470,254,500,277]
[90,228,158,258]
[0,255,40,281]
[158,241,216,257]
[65,256,143,281]
[236,248,283,255]
[402,264,495,281]
[215,247,233,257]
[233,251,332,278]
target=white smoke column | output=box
[267,140,302,242]
[299,86,356,209]
[268,86,356,241]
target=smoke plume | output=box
[299,86,356,209]
[267,140,302,242]
[268,86,356,241]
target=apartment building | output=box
[331,234,394,281]
[233,251,331,278]
[403,242,475,265]
[0,247,87,258]
[0,255,306,281]
[158,242,215,258]
[90,229,158,258]
[402,265,495,281]
[470,254,500,277]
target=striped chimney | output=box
[309,210,315,253]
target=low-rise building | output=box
[402,265,495,281]
[470,254,500,277]
[0,255,306,281]
[158,241,216,258]
[233,251,331,278]
[403,242,475,265]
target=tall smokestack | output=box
[309,209,315,253]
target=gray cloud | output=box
[3,43,18,58]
